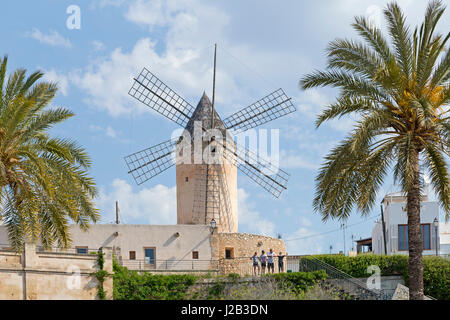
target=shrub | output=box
[227,273,240,281]
[264,270,328,295]
[422,257,450,300]
[113,261,197,300]
[204,272,329,300]
[224,277,298,300]
[304,254,449,300]
[207,280,225,300]
[297,284,342,300]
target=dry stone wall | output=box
[211,232,287,276]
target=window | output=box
[76,247,88,254]
[211,146,216,154]
[398,224,432,251]
[192,251,199,259]
[129,251,136,260]
[421,224,431,250]
[398,225,408,251]
[144,247,155,265]
[225,248,234,259]
[185,177,189,182]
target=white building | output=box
[372,192,449,255]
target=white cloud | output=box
[71,37,228,117]
[92,0,126,8]
[284,227,324,255]
[279,149,319,170]
[105,126,117,138]
[42,69,69,96]
[96,179,177,224]
[300,217,312,227]
[125,0,171,27]
[70,0,310,118]
[89,124,120,139]
[91,40,106,51]
[238,188,276,237]
[27,28,72,48]
[295,89,358,133]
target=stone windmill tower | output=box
[176,92,238,233]
[125,45,296,233]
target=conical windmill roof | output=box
[184,92,229,140]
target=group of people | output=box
[251,249,285,276]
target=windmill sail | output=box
[221,140,290,198]
[124,137,180,185]
[223,88,296,133]
[128,68,196,127]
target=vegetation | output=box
[264,270,328,295]
[113,261,198,300]
[0,55,99,251]
[112,261,333,300]
[305,254,450,300]
[94,251,109,300]
[300,1,449,300]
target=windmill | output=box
[124,45,296,233]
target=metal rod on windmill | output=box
[204,44,218,225]
[212,43,217,129]
[204,44,217,225]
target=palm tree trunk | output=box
[406,148,424,300]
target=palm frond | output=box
[384,2,413,79]
[423,143,450,217]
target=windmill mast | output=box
[212,43,217,129]
[205,43,217,225]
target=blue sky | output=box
[2,0,449,254]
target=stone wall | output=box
[211,232,286,276]
[0,244,113,300]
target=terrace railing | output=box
[120,259,219,272]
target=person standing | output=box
[251,252,260,276]
[267,249,275,274]
[277,252,285,273]
[259,250,267,275]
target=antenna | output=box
[115,201,119,225]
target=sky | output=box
[1,0,449,254]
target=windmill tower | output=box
[176,90,238,232]
[125,45,296,233]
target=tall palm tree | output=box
[0,55,99,251]
[300,1,449,300]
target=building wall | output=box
[68,224,213,263]
[0,225,288,278]
[0,244,112,300]
[211,233,286,276]
[439,222,450,255]
[372,195,445,255]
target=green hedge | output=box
[265,270,328,294]
[113,261,197,300]
[303,254,449,300]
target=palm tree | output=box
[300,1,449,300]
[0,55,99,251]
